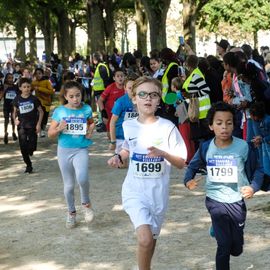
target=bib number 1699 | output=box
[135,162,161,173]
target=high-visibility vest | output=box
[92,63,110,92]
[183,67,211,119]
[161,62,178,102]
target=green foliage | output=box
[199,0,270,33]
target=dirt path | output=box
[0,115,270,270]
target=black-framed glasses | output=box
[137,91,160,99]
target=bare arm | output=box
[36,106,44,133]
[48,119,67,139]
[109,114,119,150]
[147,146,186,169]
[107,148,129,168]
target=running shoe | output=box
[12,132,17,141]
[66,213,77,229]
[83,204,95,223]
[40,130,46,138]
[24,166,33,173]
[96,123,106,132]
[4,133,8,144]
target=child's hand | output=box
[109,142,116,151]
[186,179,198,190]
[57,120,67,132]
[36,124,41,134]
[107,154,123,168]
[147,146,165,158]
[15,118,20,126]
[241,186,255,199]
[251,136,262,147]
[85,121,95,139]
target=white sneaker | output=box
[66,213,76,229]
[40,130,46,138]
[83,205,94,223]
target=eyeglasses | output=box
[137,91,160,99]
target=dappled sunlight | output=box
[0,199,63,216]
[7,261,65,270]
[112,204,123,211]
[245,233,270,252]
[161,221,190,235]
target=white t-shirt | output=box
[121,117,187,216]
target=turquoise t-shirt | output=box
[52,104,93,148]
[205,137,249,203]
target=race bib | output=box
[131,153,165,178]
[124,111,138,121]
[62,117,87,135]
[5,91,16,100]
[19,102,34,114]
[207,157,238,183]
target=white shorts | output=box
[123,196,165,237]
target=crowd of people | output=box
[1,40,270,270]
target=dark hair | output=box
[186,55,199,70]
[59,81,83,105]
[34,68,44,75]
[18,77,31,87]
[207,102,236,126]
[4,73,13,84]
[223,52,239,68]
[63,71,75,81]
[249,102,265,119]
[113,68,124,76]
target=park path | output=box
[0,114,270,270]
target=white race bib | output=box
[5,91,16,100]
[207,157,238,183]
[124,111,138,121]
[62,117,87,135]
[19,102,34,114]
[131,153,165,178]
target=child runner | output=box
[109,74,139,158]
[48,81,95,229]
[12,78,44,173]
[184,101,264,270]
[97,68,125,137]
[249,102,270,176]
[32,68,54,137]
[2,73,19,144]
[108,76,187,270]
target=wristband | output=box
[110,141,116,144]
[114,153,123,164]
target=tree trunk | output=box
[27,24,37,62]
[141,0,171,51]
[40,9,52,62]
[70,19,76,56]
[103,0,115,54]
[253,31,258,49]
[56,10,70,68]
[182,0,196,52]
[135,0,148,55]
[87,0,105,54]
[15,21,26,62]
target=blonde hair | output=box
[131,76,162,97]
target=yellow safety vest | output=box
[183,67,211,119]
[92,63,110,92]
[161,62,179,102]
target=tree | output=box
[199,0,270,48]
[182,0,208,52]
[135,0,148,55]
[141,0,171,51]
